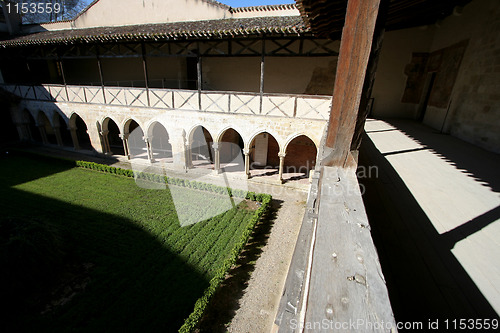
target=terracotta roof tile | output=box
[1,16,308,47]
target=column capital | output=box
[278,152,286,158]
[212,142,219,150]
[243,148,250,155]
[100,130,109,136]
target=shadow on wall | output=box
[358,132,500,327]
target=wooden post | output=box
[350,0,389,154]
[58,58,69,101]
[323,0,382,167]
[96,48,106,104]
[259,38,265,114]
[141,42,151,107]
[197,42,202,110]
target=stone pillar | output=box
[243,148,250,179]
[213,142,221,174]
[101,130,111,154]
[278,152,286,184]
[15,122,30,141]
[54,126,63,146]
[185,142,193,169]
[119,133,130,159]
[143,136,154,163]
[38,124,48,145]
[69,126,80,150]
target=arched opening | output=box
[219,128,244,172]
[72,114,93,150]
[284,135,317,181]
[248,132,280,178]
[54,113,73,147]
[38,112,56,144]
[125,120,147,159]
[103,118,124,156]
[190,126,214,169]
[24,110,41,143]
[148,122,172,163]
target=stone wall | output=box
[14,99,327,168]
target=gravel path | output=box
[226,184,307,333]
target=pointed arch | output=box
[37,111,56,144]
[23,109,41,143]
[102,117,124,156]
[147,121,172,161]
[219,127,245,172]
[70,113,93,150]
[53,112,73,147]
[283,134,317,179]
[189,125,214,169]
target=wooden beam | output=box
[323,0,382,167]
[351,0,389,153]
[96,48,106,104]
[141,42,150,107]
[197,42,202,110]
[259,38,265,114]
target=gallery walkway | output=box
[359,119,500,325]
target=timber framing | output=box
[0,37,339,60]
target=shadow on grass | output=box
[197,199,283,332]
[0,153,208,332]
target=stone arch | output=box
[102,117,124,156]
[53,111,73,147]
[248,131,281,177]
[147,121,172,162]
[283,134,318,179]
[218,127,245,172]
[215,125,246,144]
[283,133,318,153]
[123,119,147,159]
[122,117,144,135]
[23,109,41,142]
[69,113,93,150]
[189,125,214,169]
[37,111,56,144]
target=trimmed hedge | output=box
[178,192,271,333]
[74,161,272,332]
[74,160,267,202]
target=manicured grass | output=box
[0,154,261,331]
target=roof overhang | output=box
[295,0,472,39]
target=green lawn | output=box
[1,154,260,331]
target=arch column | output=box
[212,142,221,174]
[143,135,154,163]
[16,121,30,141]
[54,126,64,146]
[278,152,286,184]
[101,130,111,154]
[119,133,130,159]
[69,126,80,150]
[37,124,49,145]
[185,142,193,169]
[243,148,250,179]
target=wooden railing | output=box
[1,84,332,120]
